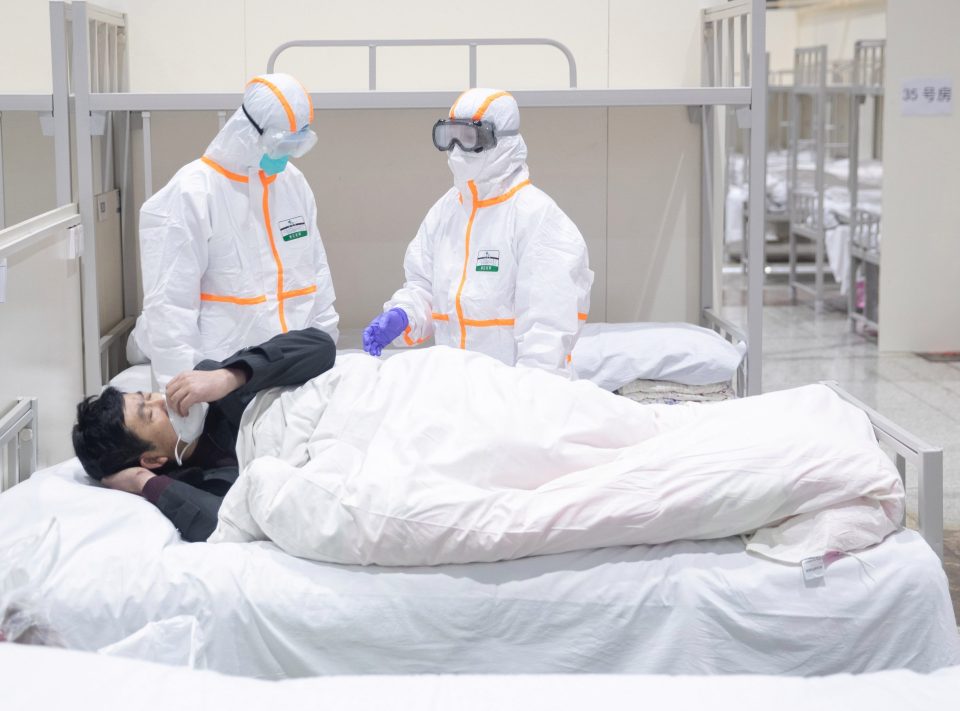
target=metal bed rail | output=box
[822,381,943,560]
[701,0,766,396]
[702,307,748,397]
[267,38,579,90]
[0,398,39,493]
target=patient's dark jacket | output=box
[140,328,335,542]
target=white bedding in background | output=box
[3,645,960,711]
[109,321,745,397]
[1,459,956,678]
[570,322,744,390]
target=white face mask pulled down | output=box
[163,396,208,466]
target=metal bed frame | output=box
[55,0,767,398]
[787,41,884,315]
[0,398,38,492]
[846,40,885,334]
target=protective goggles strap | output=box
[241,104,264,135]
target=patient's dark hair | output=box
[72,387,151,481]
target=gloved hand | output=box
[362,308,409,356]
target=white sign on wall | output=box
[900,76,953,116]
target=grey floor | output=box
[721,272,960,621]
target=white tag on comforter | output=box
[801,556,825,583]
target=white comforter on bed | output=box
[211,347,904,566]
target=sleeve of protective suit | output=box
[513,202,593,378]
[138,185,211,390]
[302,177,340,343]
[383,196,446,346]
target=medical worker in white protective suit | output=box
[362,88,593,377]
[129,73,339,393]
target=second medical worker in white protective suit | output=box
[129,73,339,392]
[362,88,593,378]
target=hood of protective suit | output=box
[447,88,529,202]
[205,73,314,174]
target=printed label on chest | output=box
[278,216,308,242]
[476,249,500,272]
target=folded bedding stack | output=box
[616,379,735,405]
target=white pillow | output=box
[571,322,745,391]
[108,364,153,393]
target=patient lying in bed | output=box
[72,327,336,542]
[74,334,904,567]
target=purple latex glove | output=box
[362,308,409,356]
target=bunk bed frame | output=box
[787,41,884,315]
[50,0,768,397]
[847,39,885,333]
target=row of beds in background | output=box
[725,39,884,331]
[1,0,957,683]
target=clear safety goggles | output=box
[243,103,318,159]
[432,118,518,153]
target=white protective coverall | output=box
[130,73,338,389]
[384,89,593,377]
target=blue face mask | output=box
[259,154,289,176]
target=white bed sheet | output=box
[1,459,957,679]
[3,645,960,711]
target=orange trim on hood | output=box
[247,77,297,132]
[471,91,512,121]
[449,90,470,119]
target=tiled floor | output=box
[721,274,960,621]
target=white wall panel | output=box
[879,0,960,352]
[0,222,84,466]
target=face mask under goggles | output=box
[242,103,318,159]
[432,118,519,153]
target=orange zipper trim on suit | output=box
[279,285,317,300]
[200,293,267,305]
[454,181,480,348]
[259,170,288,333]
[453,179,531,349]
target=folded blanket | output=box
[210,347,903,567]
[617,379,735,404]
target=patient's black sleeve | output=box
[194,327,336,430]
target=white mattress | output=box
[1,459,957,678]
[3,645,960,711]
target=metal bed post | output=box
[72,2,103,396]
[745,0,766,395]
[847,40,885,335]
[50,2,73,208]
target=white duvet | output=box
[211,348,904,566]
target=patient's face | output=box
[123,391,178,458]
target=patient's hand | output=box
[102,467,155,495]
[166,367,248,416]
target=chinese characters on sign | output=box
[901,76,953,116]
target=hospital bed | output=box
[2,645,960,711]
[6,0,956,680]
[1,376,955,678]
